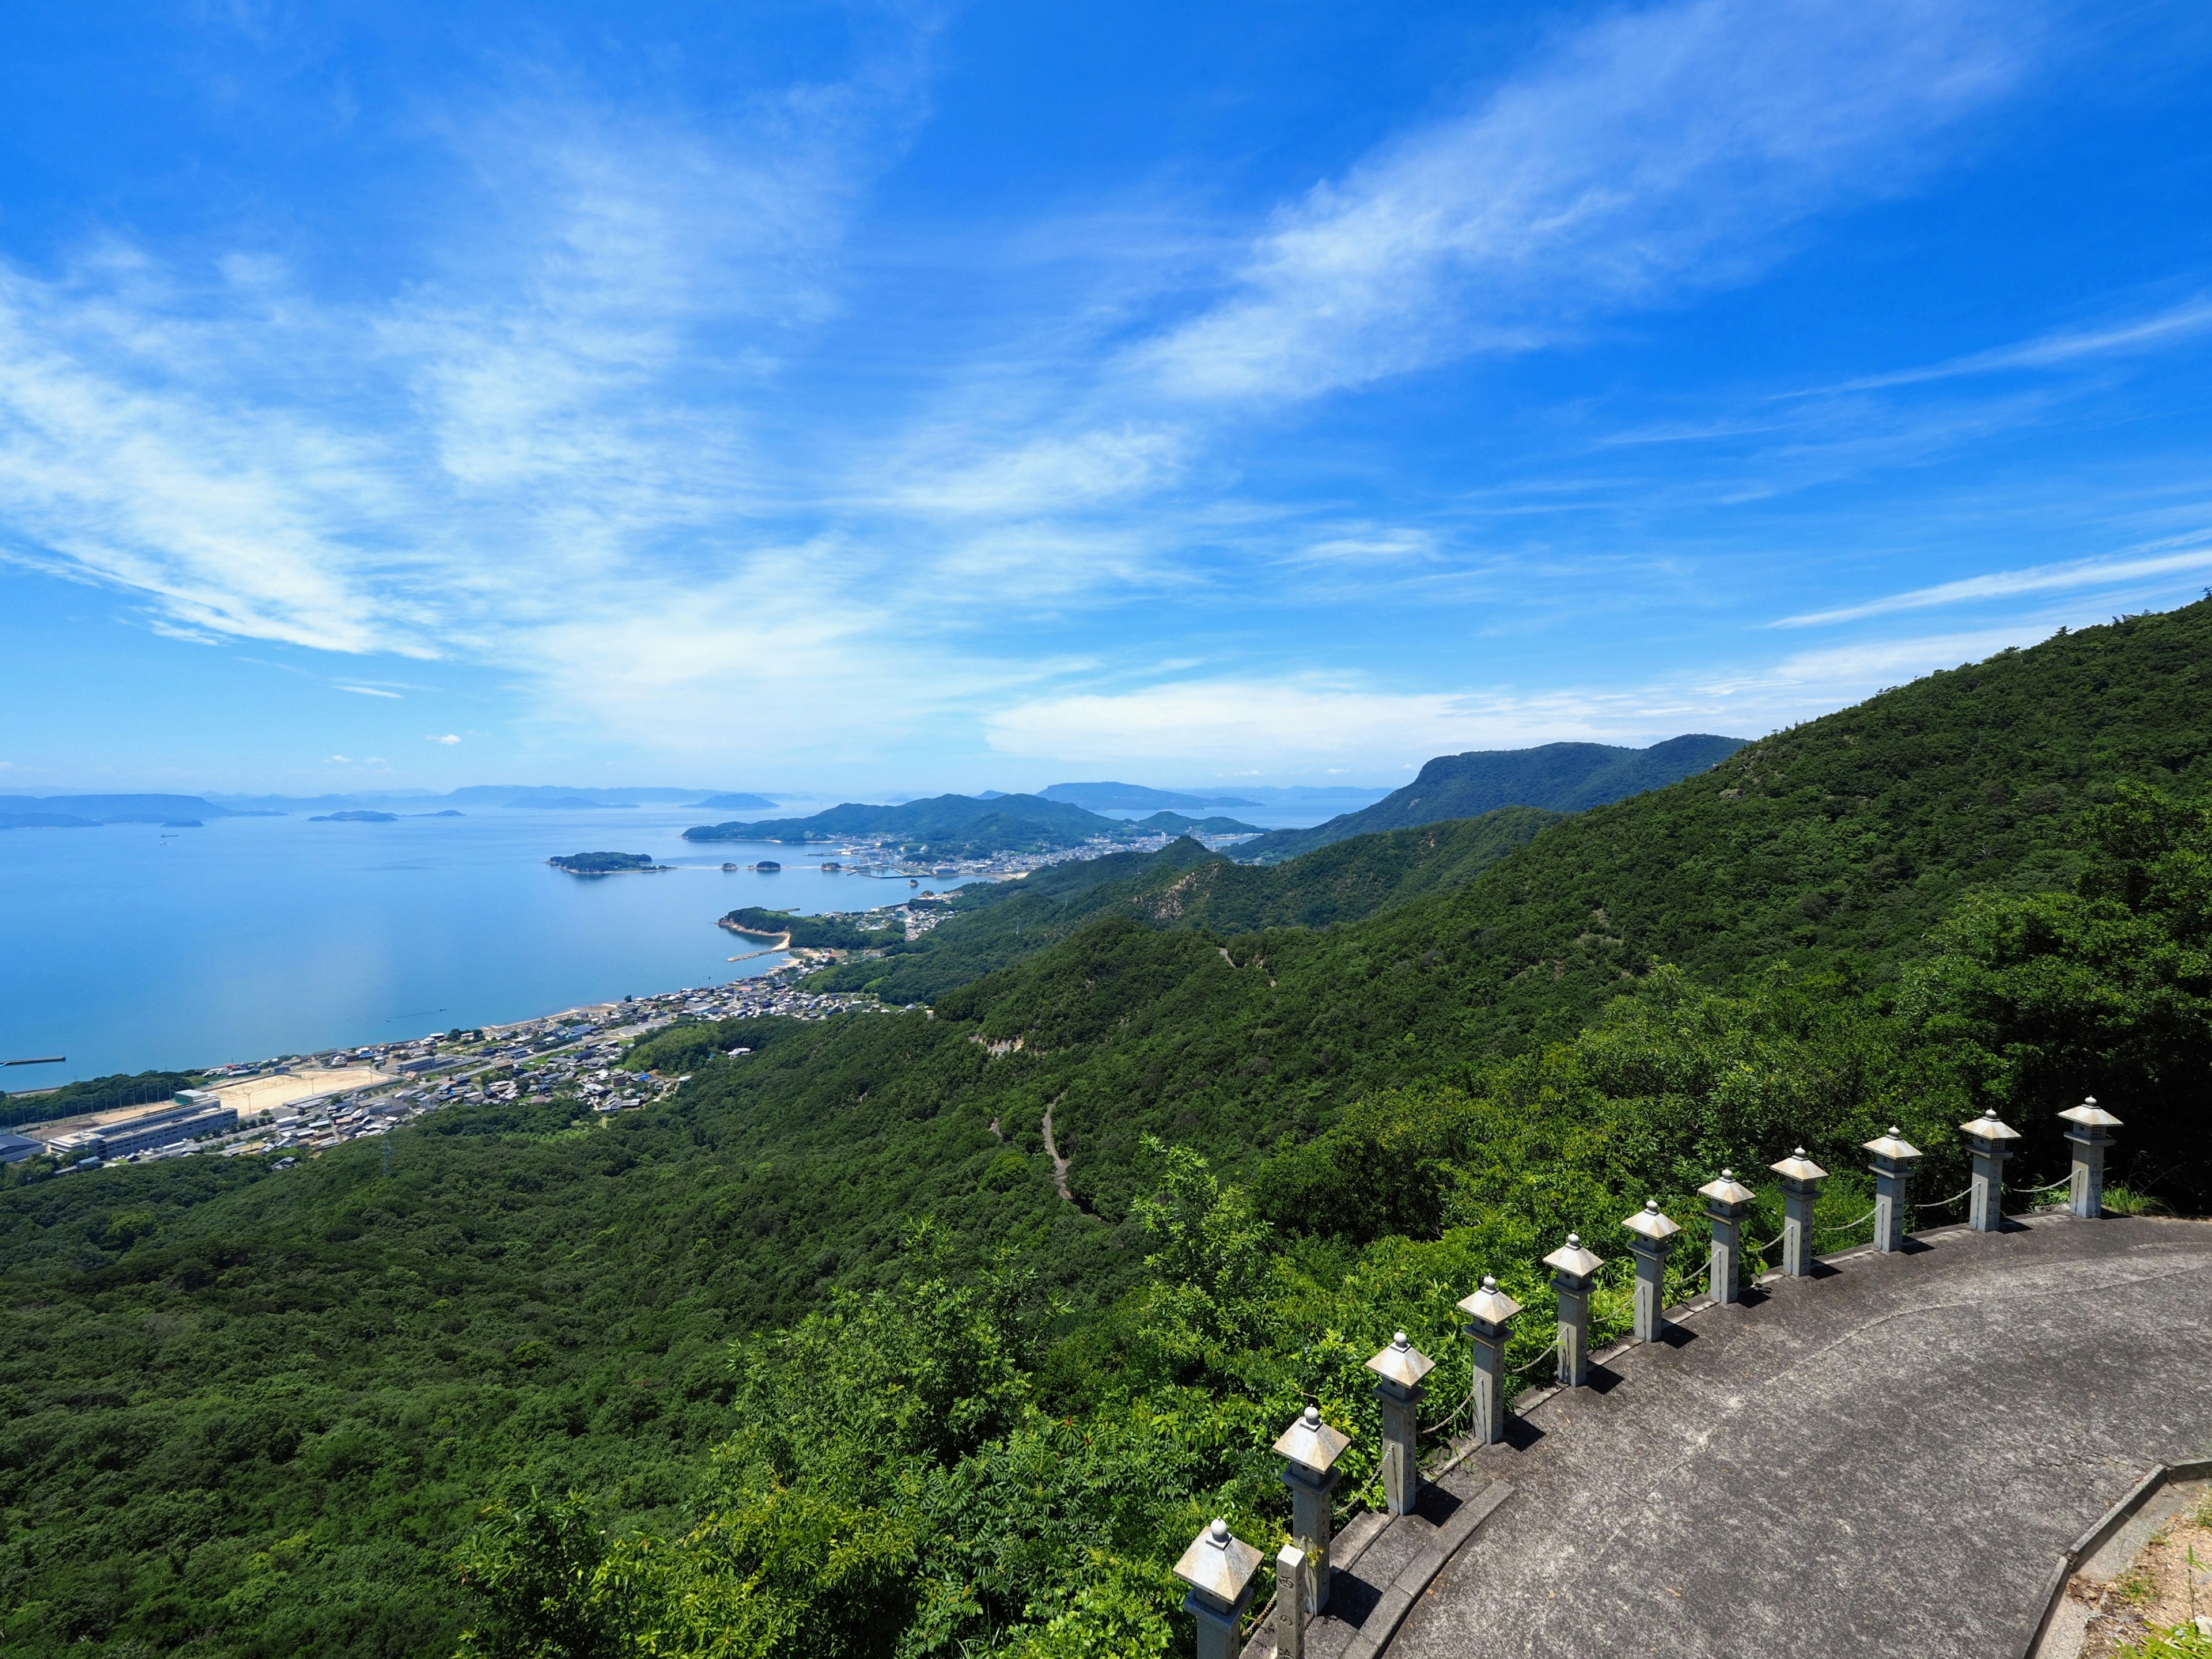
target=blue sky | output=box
[2,0,2210,796]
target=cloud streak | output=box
[1775,545,2212,627]
[1801,297,2212,395]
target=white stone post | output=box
[1456,1275,1522,1446]
[1770,1148,1828,1278]
[1172,1518,1263,1659]
[2059,1099,2122,1218]
[1543,1234,1604,1387]
[1863,1128,1923,1253]
[1365,1331,1435,1517]
[1621,1199,1681,1342]
[1272,1405,1349,1613]
[1960,1109,2020,1232]
[1276,1543,1310,1659]
[1699,1169,1755,1304]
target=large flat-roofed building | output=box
[46,1097,240,1162]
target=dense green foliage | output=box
[2,1069,203,1130]
[1,605,2209,1657]
[1237,734,1743,861]
[549,853,661,874]
[717,909,904,950]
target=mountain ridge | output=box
[1236,734,1746,861]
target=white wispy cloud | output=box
[0,32,937,687]
[1802,296,2212,395]
[336,684,403,698]
[1775,545,2212,627]
[1126,0,2036,403]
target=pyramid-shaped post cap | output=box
[1366,1330,1437,1389]
[1457,1274,1523,1324]
[1862,1127,1922,1162]
[1173,1517,1264,1608]
[1771,1147,1828,1183]
[1960,1108,2021,1143]
[1272,1403,1352,1475]
[1699,1168,1756,1205]
[2059,1097,2123,1130]
[1543,1232,1605,1278]
[1623,1198,1681,1242]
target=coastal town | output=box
[0,961,896,1176]
[0,819,1257,1180]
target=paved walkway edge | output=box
[2020,1457,2212,1659]
[1339,1481,1514,1659]
[1237,1481,1515,1659]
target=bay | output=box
[0,808,975,1086]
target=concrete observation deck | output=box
[1369,1215,2212,1658]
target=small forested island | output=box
[308,809,398,823]
[547,850,669,874]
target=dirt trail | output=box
[1040,1100,1074,1202]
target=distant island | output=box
[309,810,398,823]
[410,809,464,818]
[547,851,669,874]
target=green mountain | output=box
[1234,733,1746,862]
[4,606,2210,1659]
[684,793,1124,855]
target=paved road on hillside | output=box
[1392,1214,2212,1659]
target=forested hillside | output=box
[809,806,1558,1005]
[2,605,2208,1659]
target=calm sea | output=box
[0,808,974,1086]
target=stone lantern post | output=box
[1172,1518,1264,1659]
[1863,1127,1923,1254]
[1272,1404,1350,1612]
[1768,1148,1828,1278]
[1698,1169,1755,1304]
[1620,1199,1680,1343]
[1456,1275,1521,1446]
[1960,1109,2020,1233]
[2059,1099,2123,1219]
[1542,1233,1605,1387]
[1365,1331,1434,1517]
